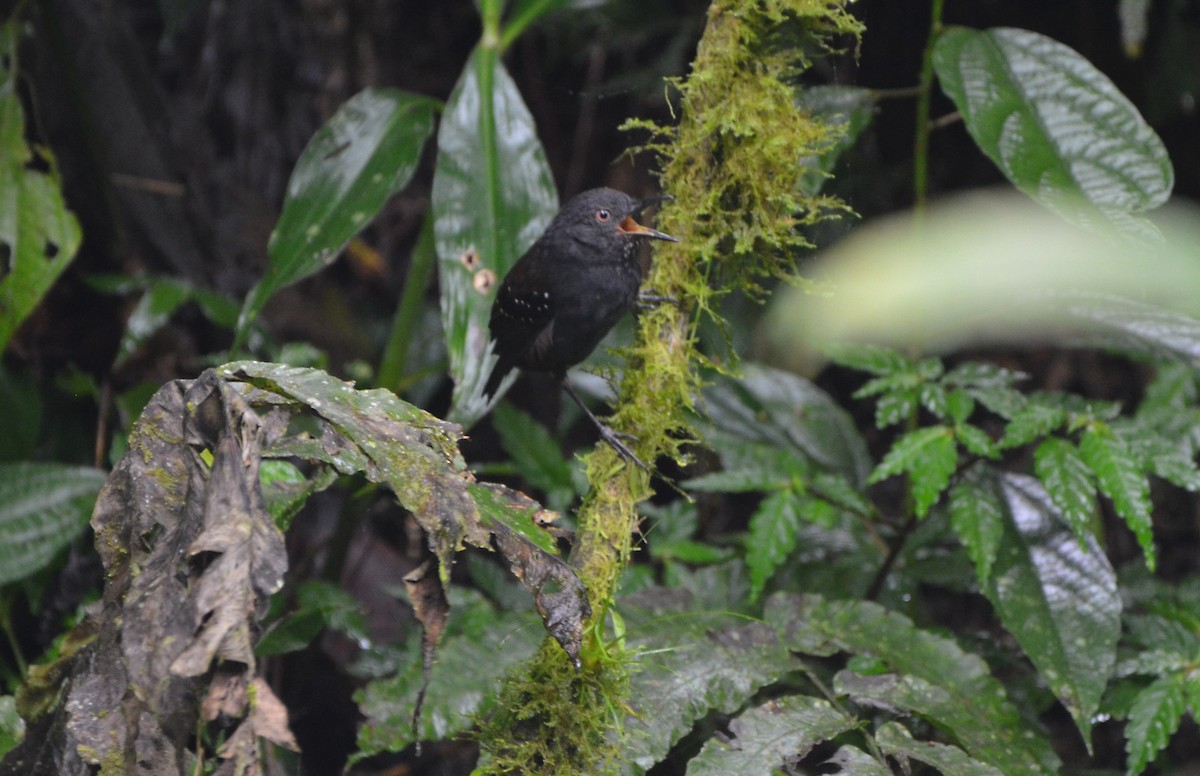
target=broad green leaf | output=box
[869,425,957,518]
[986,472,1120,746]
[932,27,1172,216]
[746,490,803,602]
[620,599,796,774]
[687,695,854,776]
[257,580,368,657]
[0,462,106,585]
[767,593,1060,774]
[701,363,871,486]
[1079,425,1155,569]
[796,85,875,197]
[875,721,1004,775]
[1033,437,1097,542]
[356,589,542,754]
[822,746,891,775]
[434,46,558,426]
[236,89,437,345]
[0,21,83,356]
[491,402,577,512]
[948,463,1005,587]
[1123,674,1187,775]
[1066,292,1200,363]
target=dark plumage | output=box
[485,187,677,466]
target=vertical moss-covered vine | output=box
[477,2,862,773]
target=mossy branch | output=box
[476,2,861,772]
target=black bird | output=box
[485,187,678,467]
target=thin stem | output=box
[377,213,437,393]
[913,0,947,221]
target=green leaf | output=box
[746,490,803,602]
[873,390,917,429]
[869,425,957,517]
[236,89,437,346]
[491,402,577,512]
[932,27,1172,217]
[257,580,368,657]
[701,363,872,486]
[1079,425,1155,569]
[1124,675,1187,775]
[356,589,542,754]
[434,46,558,426]
[620,601,797,774]
[1001,401,1067,448]
[986,471,1120,746]
[956,423,999,459]
[687,695,855,776]
[0,462,107,585]
[875,721,1004,775]
[948,463,1005,587]
[0,21,83,356]
[0,695,22,759]
[1033,437,1097,542]
[768,593,1061,774]
[822,746,891,775]
[825,343,914,376]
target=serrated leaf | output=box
[1079,425,1155,569]
[824,343,913,376]
[1033,437,1097,542]
[945,388,976,425]
[875,721,1004,775]
[869,426,957,518]
[434,46,558,425]
[701,364,871,486]
[0,462,106,585]
[0,21,83,356]
[1124,675,1187,775]
[984,472,1121,746]
[687,695,854,776]
[957,423,999,459]
[237,89,437,345]
[767,593,1061,774]
[933,27,1172,217]
[1001,402,1067,448]
[919,382,949,418]
[746,490,803,602]
[948,463,1005,587]
[621,600,797,774]
[874,390,917,429]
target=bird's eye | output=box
[595,209,611,222]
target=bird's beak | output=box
[620,194,679,242]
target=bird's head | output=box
[556,187,679,247]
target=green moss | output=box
[476,2,861,771]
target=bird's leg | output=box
[560,379,650,471]
[635,290,679,311]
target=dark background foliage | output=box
[5,0,1200,773]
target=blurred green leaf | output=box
[1001,402,1067,448]
[491,402,577,512]
[796,85,875,197]
[948,463,1005,587]
[985,471,1120,744]
[0,21,83,356]
[433,45,558,426]
[933,27,1172,218]
[236,89,438,347]
[1124,675,1187,775]
[745,490,802,602]
[875,721,1004,775]
[0,463,106,585]
[701,363,871,487]
[869,425,957,518]
[822,746,891,775]
[0,694,22,758]
[768,593,1061,774]
[620,599,797,774]
[688,695,854,776]
[500,0,573,49]
[1033,437,1096,542]
[0,367,42,462]
[1080,425,1155,569]
[257,581,368,657]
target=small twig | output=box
[864,513,917,602]
[929,110,962,130]
[110,173,186,197]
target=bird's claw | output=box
[596,423,650,471]
[635,291,679,311]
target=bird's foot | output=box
[595,422,650,471]
[635,290,679,311]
